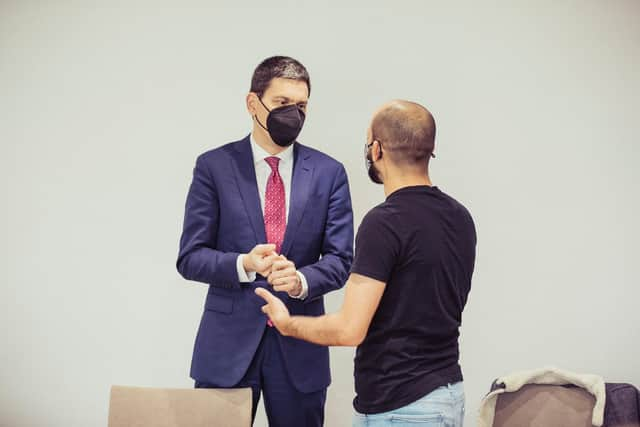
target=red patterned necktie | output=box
[264,156,286,328]
[264,156,286,255]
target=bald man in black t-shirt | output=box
[257,100,476,426]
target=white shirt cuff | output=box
[236,254,256,283]
[290,271,309,299]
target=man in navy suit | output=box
[176,56,354,426]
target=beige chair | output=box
[108,385,252,427]
[493,384,596,427]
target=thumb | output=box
[255,287,275,303]
[254,244,277,256]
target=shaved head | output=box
[370,100,436,166]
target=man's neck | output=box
[383,174,432,197]
[252,125,286,156]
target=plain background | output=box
[2,1,639,426]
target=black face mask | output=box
[255,97,306,147]
[365,142,384,184]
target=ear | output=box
[372,140,383,162]
[246,93,258,115]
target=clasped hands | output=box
[243,244,303,298]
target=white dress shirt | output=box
[235,135,309,299]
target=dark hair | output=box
[250,56,311,98]
[371,101,436,165]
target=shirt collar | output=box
[250,133,294,167]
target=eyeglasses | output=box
[365,139,436,159]
[365,139,382,153]
[364,140,382,173]
[365,140,376,158]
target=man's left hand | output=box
[267,256,303,298]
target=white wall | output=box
[1,1,638,426]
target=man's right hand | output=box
[243,244,279,277]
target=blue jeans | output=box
[352,382,465,427]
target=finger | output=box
[274,282,296,293]
[271,269,296,283]
[257,256,279,272]
[270,267,296,281]
[272,260,294,272]
[267,274,276,285]
[255,287,276,303]
[260,263,275,273]
[268,272,283,283]
[273,276,297,287]
[260,255,280,267]
[270,260,284,271]
[254,244,276,256]
[264,253,280,261]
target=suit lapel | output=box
[231,136,267,244]
[281,143,314,256]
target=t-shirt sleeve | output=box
[350,208,401,283]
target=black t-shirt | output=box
[351,185,476,414]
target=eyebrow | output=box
[272,96,307,105]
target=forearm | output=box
[176,246,240,289]
[284,312,357,346]
[257,275,382,349]
[300,253,351,302]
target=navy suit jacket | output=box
[177,135,354,393]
